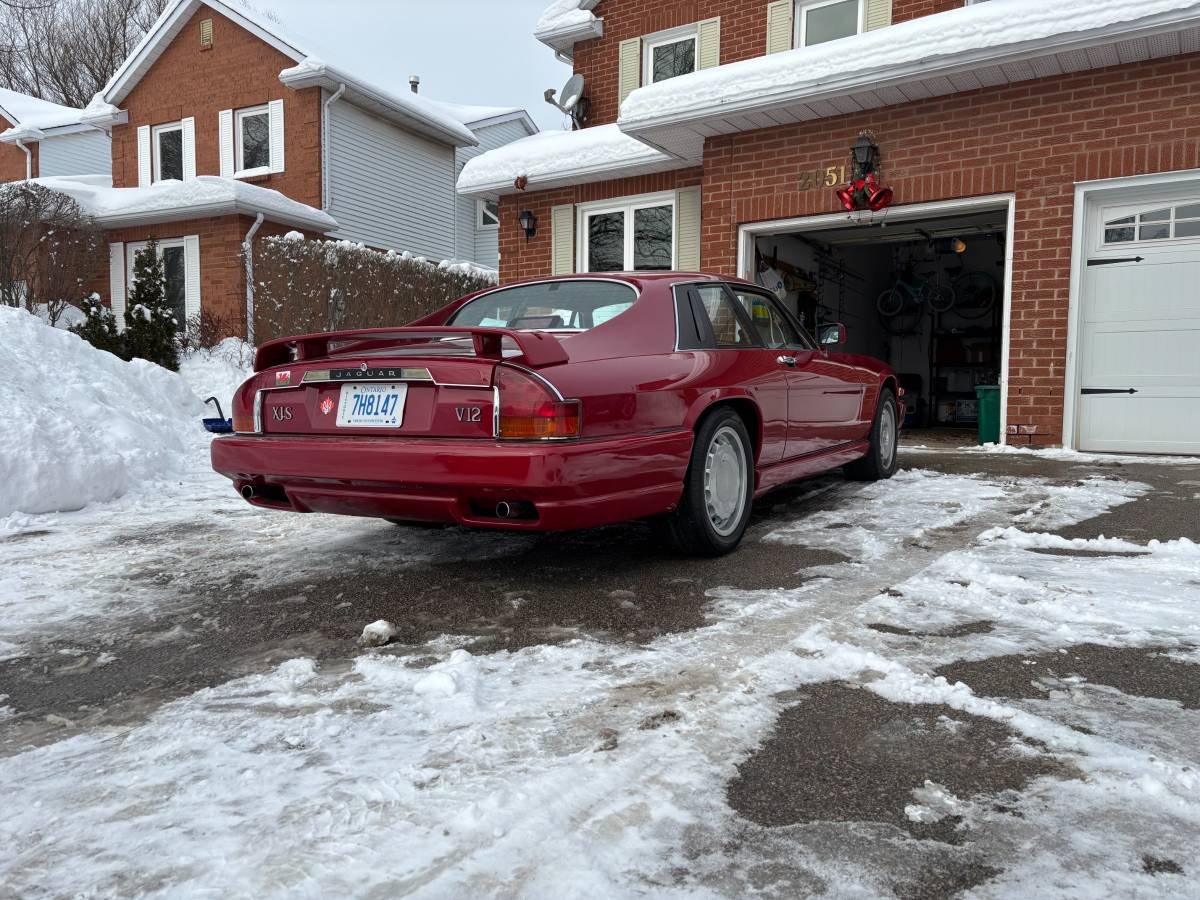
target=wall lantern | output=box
[518,210,538,241]
[851,133,881,178]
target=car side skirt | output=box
[754,441,871,496]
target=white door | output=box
[1077,196,1200,454]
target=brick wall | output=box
[0,116,38,181]
[100,214,315,335]
[500,53,1200,445]
[891,0,961,23]
[110,6,322,207]
[497,168,703,283]
[572,1,958,126]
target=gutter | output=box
[321,83,346,212]
[15,139,33,181]
[243,213,265,345]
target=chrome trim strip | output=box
[251,389,263,434]
[492,385,500,439]
[499,361,566,401]
[300,367,434,385]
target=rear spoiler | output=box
[253,326,569,372]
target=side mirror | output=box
[819,323,847,346]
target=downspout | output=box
[243,213,264,345]
[321,83,346,212]
[15,139,32,180]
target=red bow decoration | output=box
[837,171,893,213]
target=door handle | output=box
[777,356,797,368]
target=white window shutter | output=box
[218,109,234,177]
[109,242,127,329]
[268,99,285,173]
[697,17,721,70]
[137,125,151,186]
[618,38,641,105]
[674,187,702,271]
[865,0,892,31]
[183,235,202,323]
[181,117,196,181]
[551,204,574,276]
[766,0,794,54]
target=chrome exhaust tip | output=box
[241,485,256,501]
[495,501,512,519]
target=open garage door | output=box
[1078,196,1200,454]
[740,202,1009,442]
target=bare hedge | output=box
[247,236,498,344]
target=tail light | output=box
[495,366,580,440]
[232,387,260,434]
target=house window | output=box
[795,0,863,48]
[644,26,697,84]
[1104,203,1200,245]
[152,122,184,182]
[580,193,675,273]
[126,240,188,332]
[477,199,500,229]
[236,105,271,176]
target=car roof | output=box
[497,271,759,289]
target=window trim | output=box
[642,24,699,85]
[477,198,500,230]
[794,0,865,49]
[125,238,189,333]
[576,190,677,274]
[151,121,184,183]
[234,104,271,179]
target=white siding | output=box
[453,118,532,269]
[327,100,456,259]
[38,130,110,178]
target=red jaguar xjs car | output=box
[211,273,900,555]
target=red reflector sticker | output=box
[320,397,334,416]
[276,370,292,387]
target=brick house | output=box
[27,0,534,340]
[460,0,1200,455]
[0,88,111,182]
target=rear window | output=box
[448,280,637,331]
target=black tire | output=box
[656,408,754,556]
[845,388,900,482]
[925,280,956,314]
[876,287,905,318]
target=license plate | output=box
[336,383,407,428]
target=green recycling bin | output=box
[975,385,1001,445]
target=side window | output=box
[692,286,754,347]
[731,290,810,349]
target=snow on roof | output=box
[100,0,532,147]
[534,0,603,58]
[33,174,337,232]
[0,88,86,132]
[457,123,686,197]
[620,0,1200,159]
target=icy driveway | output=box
[1,449,1199,898]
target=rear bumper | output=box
[210,431,693,531]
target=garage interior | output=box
[752,209,1008,438]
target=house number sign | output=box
[798,165,848,191]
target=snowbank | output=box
[0,307,206,518]
[457,124,679,195]
[179,337,254,416]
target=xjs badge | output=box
[320,398,335,415]
[276,370,292,387]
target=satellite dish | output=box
[544,74,590,129]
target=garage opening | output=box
[743,205,1009,442]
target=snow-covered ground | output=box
[1,313,1198,897]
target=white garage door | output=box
[1077,195,1200,454]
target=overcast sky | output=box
[254,0,574,131]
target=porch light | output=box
[851,133,880,176]
[518,210,538,241]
